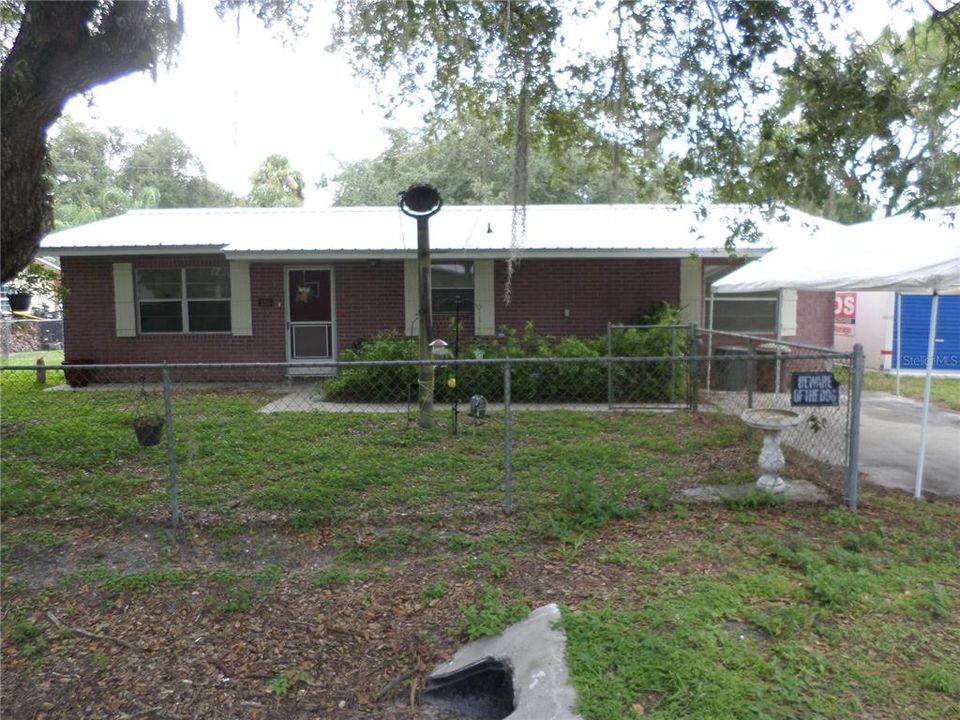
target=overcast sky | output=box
[60,0,917,207]
[62,0,423,204]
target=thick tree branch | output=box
[1,1,180,282]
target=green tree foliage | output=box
[118,129,236,209]
[331,1,959,220]
[328,114,682,206]
[47,121,238,230]
[47,118,127,229]
[246,154,305,207]
[728,19,960,222]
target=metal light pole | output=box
[400,184,442,429]
[453,295,462,435]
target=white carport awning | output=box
[712,208,960,506]
[712,210,960,294]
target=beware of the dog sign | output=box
[791,372,840,407]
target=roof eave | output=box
[222,247,756,261]
[43,245,766,261]
[42,245,227,257]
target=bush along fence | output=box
[0,329,864,528]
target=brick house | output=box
[40,204,838,376]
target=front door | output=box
[285,268,335,362]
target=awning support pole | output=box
[914,290,939,500]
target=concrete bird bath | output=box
[741,408,802,493]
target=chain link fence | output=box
[698,330,854,474]
[1,317,63,361]
[0,333,862,528]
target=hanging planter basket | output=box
[132,377,164,447]
[133,415,165,447]
[6,293,32,312]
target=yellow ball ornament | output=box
[447,377,457,389]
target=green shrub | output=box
[325,310,689,404]
[610,302,689,403]
[323,331,419,402]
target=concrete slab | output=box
[680,479,829,504]
[258,394,676,414]
[859,392,960,498]
[423,603,583,720]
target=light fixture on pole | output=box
[429,338,448,361]
[400,184,443,429]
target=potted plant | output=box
[132,414,165,447]
[5,262,63,312]
[63,360,97,388]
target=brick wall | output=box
[60,257,409,372]
[63,254,831,376]
[494,258,681,337]
[61,256,286,371]
[333,261,405,350]
[62,256,684,368]
[795,291,835,348]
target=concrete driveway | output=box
[859,391,960,498]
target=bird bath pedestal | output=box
[740,409,802,493]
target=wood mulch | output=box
[3,488,954,719]
[0,500,650,719]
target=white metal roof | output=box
[40,204,837,259]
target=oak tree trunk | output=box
[1,1,176,282]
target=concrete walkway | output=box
[258,389,678,414]
[859,391,960,498]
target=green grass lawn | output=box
[861,370,960,411]
[1,367,958,719]
[0,348,64,367]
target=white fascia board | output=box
[46,246,227,257]
[221,248,752,262]
[47,245,762,262]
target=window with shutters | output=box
[136,267,231,333]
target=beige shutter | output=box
[230,261,253,336]
[679,257,702,326]
[112,262,136,337]
[474,260,495,335]
[403,260,418,336]
[780,289,798,337]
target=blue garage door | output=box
[892,294,960,371]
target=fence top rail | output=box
[1,317,62,323]
[0,352,853,373]
[608,323,692,330]
[699,328,847,355]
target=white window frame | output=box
[136,267,232,335]
[704,264,780,334]
[432,261,475,313]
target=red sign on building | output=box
[834,292,857,337]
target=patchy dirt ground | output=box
[2,487,958,720]
[0,499,688,720]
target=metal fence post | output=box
[1,319,10,362]
[606,323,613,410]
[669,326,677,402]
[845,344,864,510]
[687,324,699,412]
[503,362,513,514]
[162,365,181,527]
